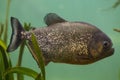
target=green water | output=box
[0,0,120,80]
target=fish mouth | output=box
[93,47,114,63]
[79,48,114,65]
[102,48,114,58]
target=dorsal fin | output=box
[44,13,67,26]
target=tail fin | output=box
[7,17,24,52]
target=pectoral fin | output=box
[44,13,67,26]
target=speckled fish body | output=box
[7,13,114,65]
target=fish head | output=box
[88,31,114,63]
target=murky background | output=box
[0,0,120,80]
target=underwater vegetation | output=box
[113,28,120,33]
[112,0,120,8]
[113,0,120,46]
[0,0,46,80]
[113,1,120,79]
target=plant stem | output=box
[4,0,11,44]
[16,40,26,80]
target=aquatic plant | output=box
[0,0,14,80]
[27,33,46,80]
[113,28,120,32]
[0,0,46,80]
[0,39,14,80]
[3,31,45,80]
[112,0,120,8]
[113,2,120,78]
[113,0,120,31]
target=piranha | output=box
[7,13,114,65]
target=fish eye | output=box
[103,41,110,49]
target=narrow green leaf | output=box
[27,33,46,80]
[113,28,120,33]
[31,33,45,80]
[0,23,4,38]
[4,67,39,79]
[0,40,12,69]
[0,40,6,49]
[0,40,14,80]
[35,73,42,80]
[0,45,5,80]
[112,0,120,8]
